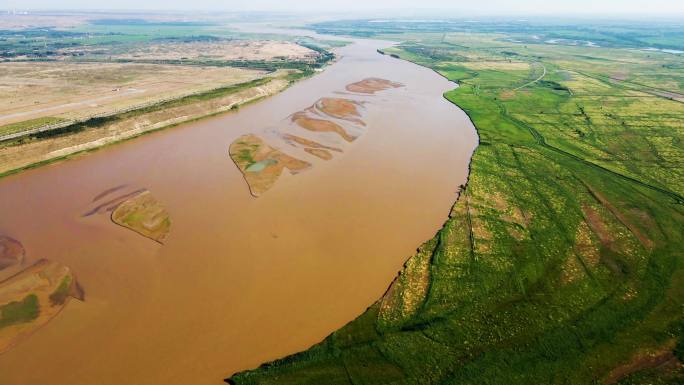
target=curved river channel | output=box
[0,28,477,385]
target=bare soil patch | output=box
[605,341,681,384]
[315,98,364,124]
[345,78,403,94]
[304,148,333,160]
[587,186,653,249]
[282,133,342,152]
[582,204,614,248]
[499,90,516,100]
[291,112,356,142]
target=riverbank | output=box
[227,30,684,385]
[0,33,477,385]
[0,71,307,178]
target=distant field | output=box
[0,14,338,143]
[68,40,319,62]
[229,21,684,385]
[311,19,684,51]
[0,13,340,177]
[0,62,265,128]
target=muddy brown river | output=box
[0,32,477,385]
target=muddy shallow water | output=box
[0,34,477,385]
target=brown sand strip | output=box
[282,134,342,152]
[345,77,403,94]
[304,148,333,160]
[292,112,356,142]
[315,97,365,125]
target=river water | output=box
[0,31,477,385]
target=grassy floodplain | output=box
[228,21,684,384]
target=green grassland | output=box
[0,294,39,329]
[0,116,67,136]
[228,25,684,385]
[311,19,684,51]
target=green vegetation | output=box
[49,276,72,306]
[311,19,684,51]
[0,117,67,136]
[0,294,40,329]
[0,23,335,71]
[236,144,259,169]
[229,23,684,385]
[0,27,206,58]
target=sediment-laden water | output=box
[0,31,477,385]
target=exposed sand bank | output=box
[229,134,311,197]
[291,112,356,142]
[84,187,171,244]
[346,77,403,94]
[229,79,403,196]
[110,191,171,244]
[0,256,83,354]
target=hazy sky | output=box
[4,0,684,17]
